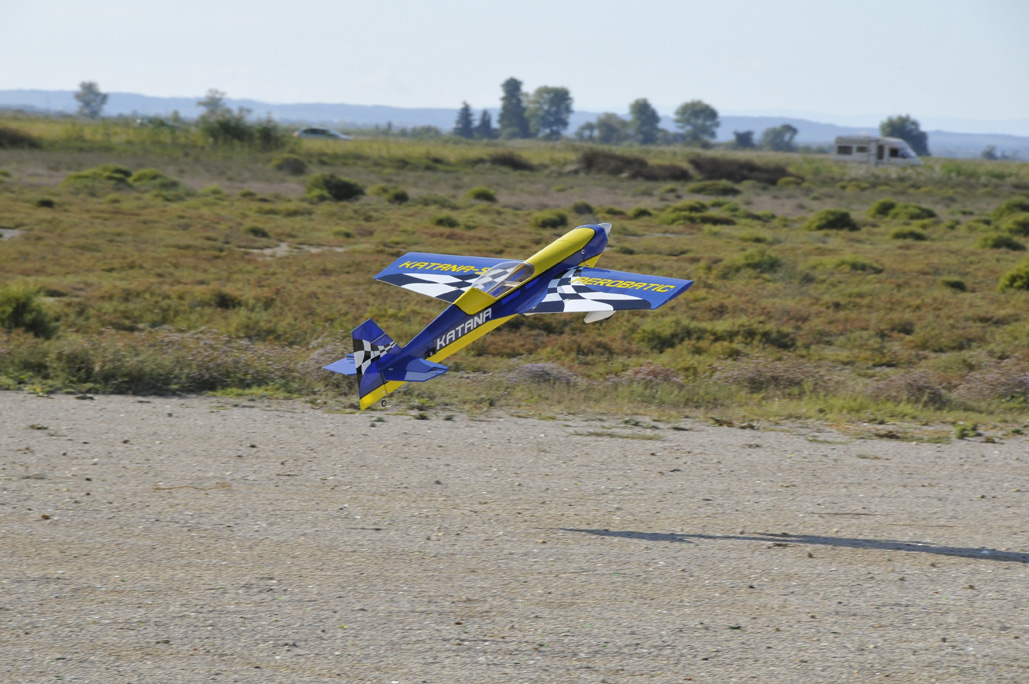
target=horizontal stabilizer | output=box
[381,357,449,383]
[323,356,357,376]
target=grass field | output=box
[2,114,1028,431]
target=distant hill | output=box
[2,89,1027,159]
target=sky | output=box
[2,0,1027,131]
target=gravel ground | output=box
[2,391,1028,683]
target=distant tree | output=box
[761,124,798,152]
[74,81,107,119]
[981,145,998,160]
[673,99,719,144]
[475,110,496,139]
[498,77,530,139]
[628,98,661,145]
[575,121,596,141]
[197,89,229,119]
[453,101,474,138]
[594,113,630,144]
[527,86,573,140]
[880,114,930,157]
[733,130,756,149]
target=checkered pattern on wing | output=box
[532,267,604,313]
[378,273,478,303]
[352,339,397,375]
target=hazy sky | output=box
[2,0,1027,126]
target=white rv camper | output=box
[833,135,921,166]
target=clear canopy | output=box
[470,261,534,298]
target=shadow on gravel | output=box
[562,529,1029,564]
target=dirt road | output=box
[2,392,1027,682]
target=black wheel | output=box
[381,399,387,408]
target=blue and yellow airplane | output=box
[324,223,693,408]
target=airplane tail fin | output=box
[322,319,447,409]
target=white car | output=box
[293,127,352,141]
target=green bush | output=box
[35,197,56,208]
[940,277,967,292]
[999,258,1029,291]
[305,174,364,202]
[466,186,497,202]
[369,184,410,204]
[484,151,534,171]
[688,155,796,184]
[432,214,460,228]
[1001,212,1029,237]
[686,180,740,196]
[992,197,1029,222]
[270,155,308,176]
[629,206,653,219]
[810,255,883,273]
[868,198,897,217]
[0,284,56,338]
[977,233,1026,251]
[803,209,859,231]
[245,226,271,238]
[129,169,181,191]
[0,126,41,149]
[532,210,568,229]
[890,228,928,241]
[719,248,782,277]
[570,201,594,215]
[777,176,803,187]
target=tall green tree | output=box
[673,99,719,144]
[453,101,474,138]
[760,124,798,151]
[475,110,495,139]
[628,98,661,145]
[574,121,596,141]
[733,130,756,149]
[197,89,229,119]
[880,114,930,157]
[594,113,630,144]
[526,86,573,140]
[498,77,529,139]
[74,81,107,119]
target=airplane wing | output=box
[528,266,693,315]
[374,252,511,303]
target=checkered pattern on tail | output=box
[351,338,397,376]
[530,268,649,313]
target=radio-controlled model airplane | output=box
[324,223,693,409]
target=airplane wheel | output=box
[381,399,388,408]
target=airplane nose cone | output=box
[598,222,611,236]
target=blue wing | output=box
[529,266,693,314]
[374,252,511,303]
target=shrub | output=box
[777,176,803,187]
[803,209,859,231]
[890,203,936,220]
[719,248,782,276]
[890,227,928,241]
[129,168,181,191]
[1001,212,1029,237]
[637,163,692,181]
[868,370,947,408]
[576,150,690,181]
[466,186,497,202]
[484,151,534,171]
[532,210,568,229]
[688,155,796,184]
[35,197,56,208]
[270,155,308,176]
[976,233,1025,251]
[629,206,652,219]
[954,360,1029,404]
[0,284,57,338]
[616,363,682,385]
[868,198,897,217]
[712,359,828,396]
[998,257,1029,291]
[810,255,883,273]
[59,165,134,194]
[686,180,740,196]
[0,126,41,149]
[940,277,967,291]
[432,214,460,228]
[991,197,1029,222]
[245,226,271,238]
[305,174,364,202]
[369,184,409,204]
[570,201,594,215]
[507,362,577,385]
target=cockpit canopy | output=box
[469,261,535,298]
